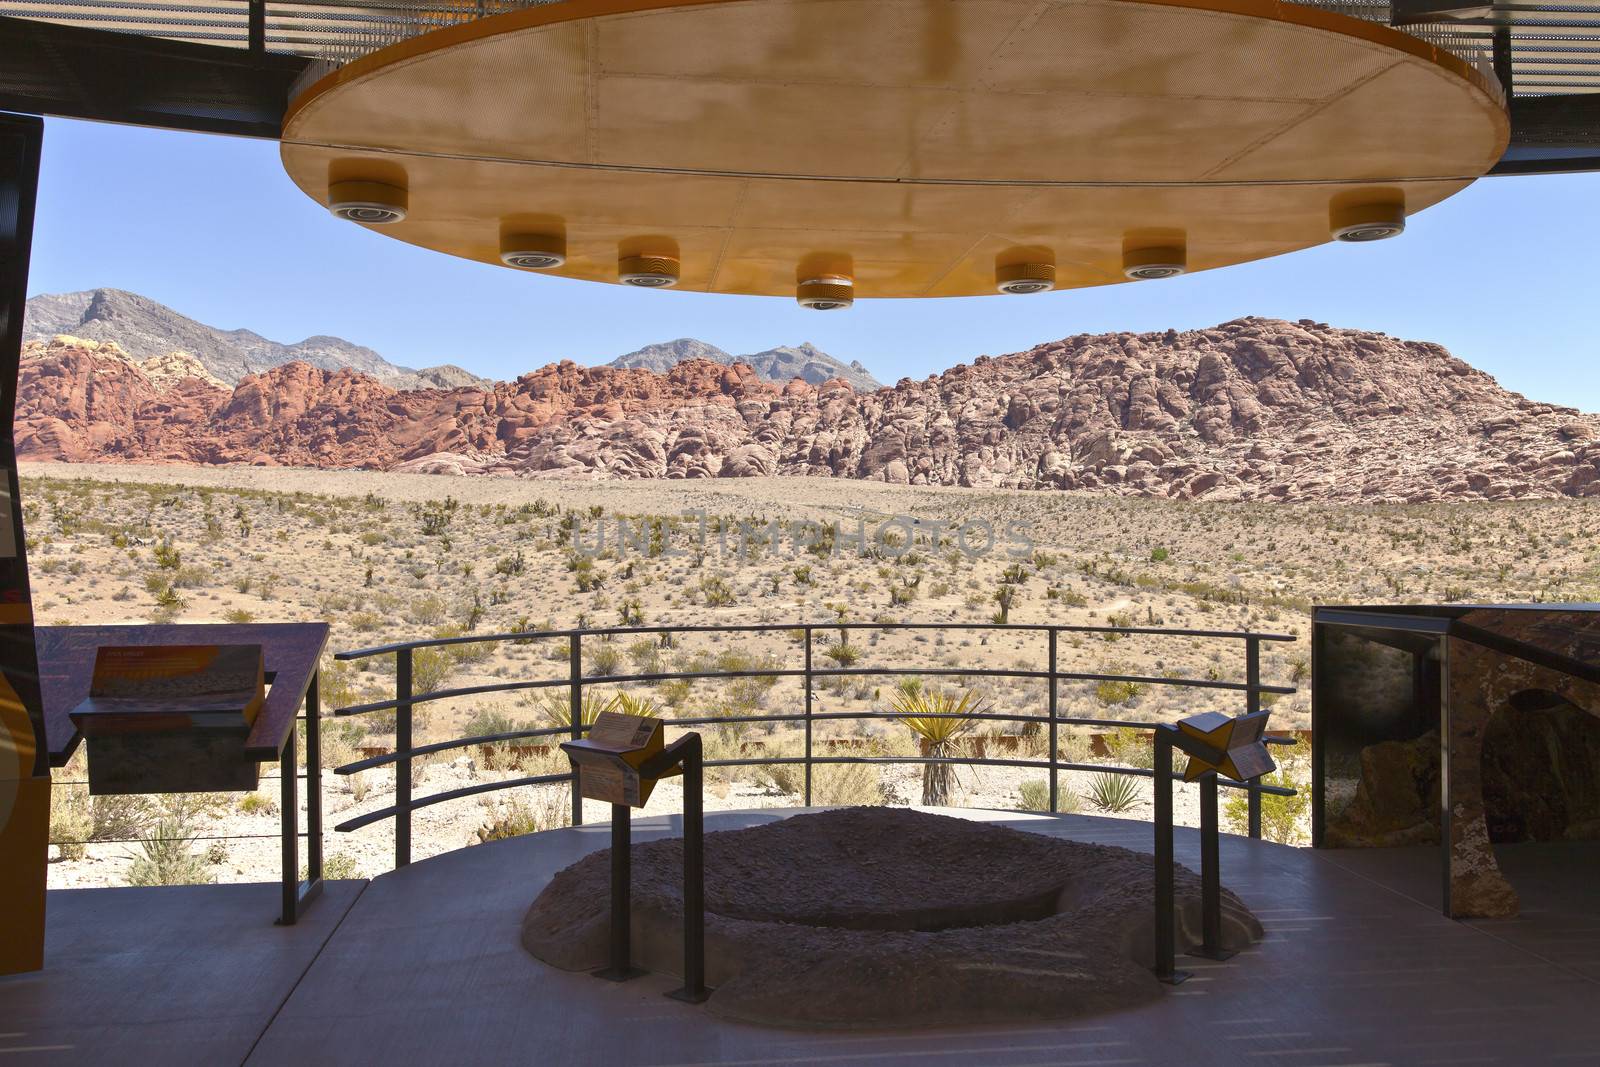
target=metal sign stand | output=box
[1152,727,1192,985]
[639,734,708,1005]
[595,801,646,983]
[1152,711,1276,984]
[562,718,709,1004]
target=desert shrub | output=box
[238,792,276,816]
[1082,771,1141,814]
[317,658,370,714]
[1094,677,1148,707]
[171,564,212,589]
[406,594,447,625]
[627,639,662,676]
[319,853,362,880]
[463,707,523,744]
[1102,725,1154,769]
[91,794,153,841]
[410,646,456,695]
[587,642,624,677]
[699,573,736,607]
[436,625,493,665]
[348,611,383,633]
[755,736,806,795]
[223,608,255,624]
[49,783,92,860]
[658,677,692,707]
[1058,730,1095,766]
[513,746,569,779]
[718,650,781,710]
[124,816,212,886]
[408,753,432,789]
[1224,769,1311,844]
[476,789,570,841]
[1017,778,1081,814]
[1017,779,1050,812]
[812,760,882,807]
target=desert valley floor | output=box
[23,461,1600,888]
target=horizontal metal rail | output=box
[336,621,1299,660]
[330,622,1301,865]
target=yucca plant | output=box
[1082,771,1141,814]
[891,688,983,805]
[539,688,610,729]
[124,816,212,886]
[607,692,660,718]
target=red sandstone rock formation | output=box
[17,319,1600,501]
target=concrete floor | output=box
[3,812,1597,1066]
[0,880,364,1065]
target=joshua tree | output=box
[891,688,983,805]
[991,585,1016,624]
[827,602,851,645]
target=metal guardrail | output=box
[331,622,1299,869]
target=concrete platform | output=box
[3,812,1597,1066]
[0,879,365,1065]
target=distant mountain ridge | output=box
[24,289,883,392]
[608,338,882,391]
[16,317,1600,502]
[23,289,488,391]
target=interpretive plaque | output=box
[561,710,676,807]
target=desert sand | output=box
[25,461,1598,887]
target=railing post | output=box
[1245,636,1262,839]
[278,707,298,924]
[668,734,709,1004]
[1152,725,1187,983]
[305,669,322,886]
[395,647,413,869]
[569,633,584,826]
[1047,627,1059,814]
[596,803,637,981]
[803,626,813,807]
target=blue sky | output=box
[25,117,1600,411]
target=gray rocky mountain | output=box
[606,338,733,375]
[609,338,881,391]
[22,288,486,391]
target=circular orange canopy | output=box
[281,0,1508,297]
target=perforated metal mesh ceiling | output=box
[0,0,548,61]
[1,0,1596,95]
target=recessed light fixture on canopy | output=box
[280,0,1509,301]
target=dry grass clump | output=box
[812,757,884,807]
[475,787,571,842]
